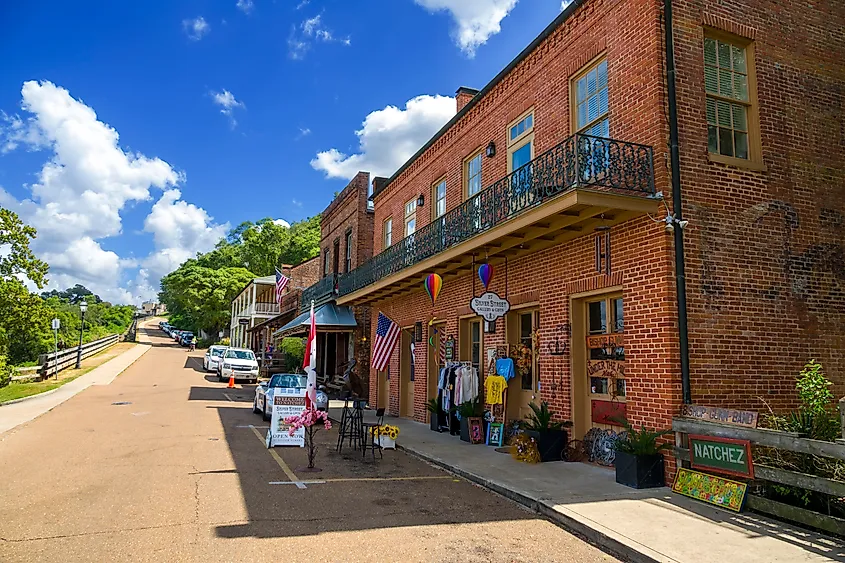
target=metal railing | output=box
[301,274,337,312]
[254,302,281,315]
[337,134,654,297]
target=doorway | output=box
[571,292,626,439]
[459,317,483,404]
[377,368,388,409]
[427,322,445,423]
[400,329,414,418]
[506,309,539,422]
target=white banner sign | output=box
[267,388,306,447]
[470,291,511,322]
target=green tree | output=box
[0,207,49,288]
[240,218,291,275]
[286,215,322,265]
[40,284,102,304]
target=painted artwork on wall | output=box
[672,468,747,512]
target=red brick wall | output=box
[289,256,320,290]
[672,1,845,411]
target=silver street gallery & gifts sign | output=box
[470,292,511,322]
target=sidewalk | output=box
[332,409,845,563]
[0,342,150,436]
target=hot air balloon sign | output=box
[478,264,493,291]
[424,274,442,306]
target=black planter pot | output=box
[459,417,470,442]
[429,412,439,431]
[526,429,567,462]
[615,450,665,489]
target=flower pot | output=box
[526,429,567,462]
[378,435,396,450]
[429,412,439,431]
[614,450,665,489]
[459,417,470,442]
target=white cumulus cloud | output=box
[211,89,245,128]
[236,0,254,14]
[0,80,226,304]
[183,16,210,41]
[413,0,518,57]
[311,94,455,180]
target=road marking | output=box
[249,425,305,489]
[270,481,327,486]
[222,393,235,402]
[268,476,455,486]
[236,425,268,429]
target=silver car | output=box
[203,345,228,372]
[253,373,328,421]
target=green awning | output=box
[273,303,357,338]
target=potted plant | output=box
[523,402,572,462]
[612,418,671,489]
[455,397,482,442]
[425,398,441,432]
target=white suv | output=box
[218,348,259,383]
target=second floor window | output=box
[383,217,393,248]
[465,151,483,198]
[323,248,330,277]
[575,58,609,137]
[345,230,352,272]
[404,199,417,236]
[704,33,757,163]
[508,110,534,173]
[432,178,446,220]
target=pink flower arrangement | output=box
[284,408,332,436]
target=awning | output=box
[273,303,357,338]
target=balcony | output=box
[336,134,658,306]
[301,274,338,312]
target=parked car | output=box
[203,345,228,372]
[218,348,259,383]
[179,332,195,347]
[253,373,328,421]
[172,330,183,342]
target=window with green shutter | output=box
[704,31,761,167]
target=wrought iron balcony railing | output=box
[301,273,337,312]
[336,134,654,299]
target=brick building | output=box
[320,0,844,446]
[276,172,374,394]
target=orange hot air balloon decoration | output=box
[424,274,442,306]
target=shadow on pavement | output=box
[205,392,537,541]
[184,357,206,373]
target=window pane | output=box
[734,131,748,159]
[718,41,731,68]
[732,104,747,131]
[719,127,734,156]
[704,66,718,94]
[706,98,717,124]
[406,218,415,236]
[512,142,532,170]
[719,68,733,97]
[704,38,717,66]
[597,60,608,88]
[613,298,623,332]
[717,100,732,127]
[598,88,609,116]
[520,313,532,339]
[525,114,533,129]
[732,45,747,73]
[588,301,606,334]
[578,103,587,128]
[587,68,597,95]
[577,76,587,103]
[616,378,626,397]
[708,125,718,153]
[735,74,748,101]
[590,377,608,395]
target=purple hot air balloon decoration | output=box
[478,263,493,290]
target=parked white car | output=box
[203,345,228,372]
[253,373,328,421]
[217,348,259,383]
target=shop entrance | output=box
[506,309,538,422]
[399,329,414,418]
[571,291,626,439]
[377,369,388,409]
[459,317,483,399]
[427,322,445,423]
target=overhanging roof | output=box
[273,303,357,338]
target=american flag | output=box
[371,312,400,372]
[274,268,289,306]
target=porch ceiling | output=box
[337,188,658,306]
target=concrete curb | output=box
[396,442,659,563]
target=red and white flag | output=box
[303,300,318,409]
[371,312,400,372]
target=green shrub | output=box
[0,356,12,389]
[524,401,571,432]
[612,418,672,456]
[280,337,304,372]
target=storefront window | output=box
[588,300,607,334]
[586,296,625,402]
[471,320,481,374]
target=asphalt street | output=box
[0,321,617,563]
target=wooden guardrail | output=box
[673,417,845,536]
[36,334,121,379]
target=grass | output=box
[0,342,137,405]
[12,360,39,368]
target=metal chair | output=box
[361,408,386,461]
[336,397,364,453]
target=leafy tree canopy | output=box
[40,284,102,304]
[0,207,49,288]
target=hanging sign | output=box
[587,359,625,379]
[672,468,748,512]
[679,404,758,428]
[267,388,306,447]
[470,291,511,322]
[238,318,250,325]
[444,336,455,361]
[587,333,624,349]
[688,435,754,478]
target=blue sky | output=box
[0,0,568,303]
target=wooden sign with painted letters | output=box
[679,404,758,428]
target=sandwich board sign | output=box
[266,388,306,448]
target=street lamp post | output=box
[75,300,88,369]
